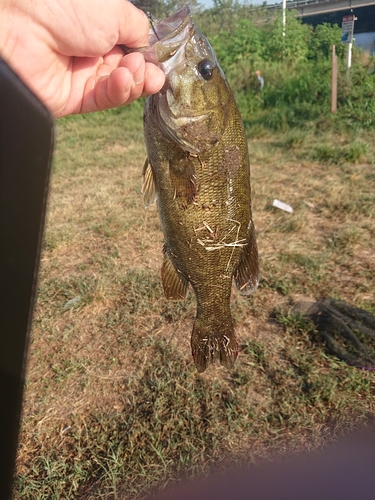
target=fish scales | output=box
[141,7,259,372]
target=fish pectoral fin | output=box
[161,255,189,300]
[169,155,197,204]
[141,158,157,208]
[234,220,259,296]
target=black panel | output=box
[0,59,54,498]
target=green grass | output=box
[14,104,375,499]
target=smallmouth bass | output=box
[141,7,259,373]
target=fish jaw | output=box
[149,7,193,50]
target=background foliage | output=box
[132,0,375,134]
[194,3,375,133]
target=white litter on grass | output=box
[63,296,82,310]
[272,199,293,213]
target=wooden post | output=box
[331,45,337,114]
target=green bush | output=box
[308,23,346,60]
[262,11,312,64]
[202,7,375,132]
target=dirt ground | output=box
[14,110,375,499]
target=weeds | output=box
[310,140,369,165]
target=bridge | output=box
[267,0,375,17]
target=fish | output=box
[140,7,259,373]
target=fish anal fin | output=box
[141,158,157,208]
[169,155,197,204]
[234,220,259,296]
[161,255,188,301]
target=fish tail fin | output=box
[191,316,238,373]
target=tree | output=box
[262,11,312,64]
[308,23,346,60]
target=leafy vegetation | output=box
[132,0,375,135]
[197,6,375,133]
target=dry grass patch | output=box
[14,105,375,499]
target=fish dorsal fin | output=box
[161,254,189,300]
[234,220,259,295]
[169,155,197,204]
[141,158,157,208]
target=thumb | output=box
[117,1,150,48]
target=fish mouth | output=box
[121,8,194,69]
[150,7,195,72]
[149,7,192,47]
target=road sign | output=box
[341,15,355,44]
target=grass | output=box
[14,102,375,499]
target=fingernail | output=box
[134,75,144,86]
[133,62,145,86]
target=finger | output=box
[97,46,125,75]
[118,52,165,98]
[66,52,165,115]
[80,68,131,113]
[142,62,165,96]
[117,2,150,48]
[102,45,125,63]
[119,52,145,85]
[107,66,137,105]
[116,52,148,103]
[79,53,143,113]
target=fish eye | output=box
[198,59,215,81]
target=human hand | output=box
[0,0,165,117]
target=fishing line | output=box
[147,12,160,40]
